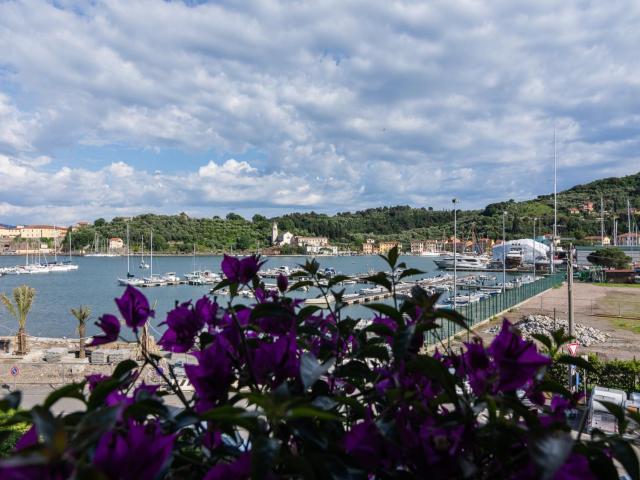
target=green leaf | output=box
[609,437,640,480]
[362,322,395,337]
[392,324,415,362]
[361,272,392,291]
[555,354,593,372]
[88,378,122,410]
[398,268,425,280]
[530,333,554,353]
[43,382,86,409]
[0,391,21,411]
[380,246,399,269]
[327,275,352,287]
[362,303,403,324]
[286,406,342,421]
[251,436,281,480]
[357,344,390,362]
[250,303,294,323]
[211,277,232,293]
[112,359,139,380]
[297,305,322,320]
[529,432,574,479]
[288,280,314,292]
[300,353,335,390]
[599,400,628,433]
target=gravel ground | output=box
[455,282,640,360]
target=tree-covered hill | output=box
[62,171,640,252]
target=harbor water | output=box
[0,254,526,339]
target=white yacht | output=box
[434,254,490,270]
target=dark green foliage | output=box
[59,171,640,252]
[587,248,632,269]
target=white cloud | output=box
[0,0,639,223]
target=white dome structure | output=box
[492,239,549,264]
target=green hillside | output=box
[62,171,640,253]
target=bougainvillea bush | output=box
[0,249,638,479]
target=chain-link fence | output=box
[426,273,566,347]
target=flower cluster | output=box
[0,254,632,479]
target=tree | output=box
[1,285,35,355]
[587,247,632,269]
[71,305,91,359]
[94,218,106,227]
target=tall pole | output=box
[600,196,605,246]
[628,198,632,246]
[453,198,457,310]
[502,211,507,293]
[552,129,557,274]
[567,242,575,389]
[126,222,130,275]
[533,217,537,280]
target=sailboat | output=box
[48,227,78,271]
[118,224,143,286]
[143,231,165,286]
[139,234,150,269]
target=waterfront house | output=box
[294,236,329,248]
[362,239,378,255]
[568,207,580,215]
[19,225,68,239]
[584,235,611,246]
[109,237,125,250]
[582,201,595,213]
[378,241,401,255]
[410,240,439,254]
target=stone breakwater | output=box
[484,314,610,347]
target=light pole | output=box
[453,198,457,310]
[533,217,537,280]
[502,211,507,293]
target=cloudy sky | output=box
[1,0,639,224]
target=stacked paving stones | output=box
[485,314,609,347]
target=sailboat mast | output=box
[150,231,153,277]
[628,198,632,244]
[53,225,58,263]
[126,223,130,274]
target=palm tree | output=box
[1,285,35,355]
[70,305,91,359]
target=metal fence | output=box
[426,273,566,347]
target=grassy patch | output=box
[610,318,640,334]
[593,282,640,288]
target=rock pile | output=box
[484,314,609,347]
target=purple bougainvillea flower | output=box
[0,463,71,480]
[158,297,215,352]
[85,373,109,392]
[93,420,175,480]
[461,341,494,395]
[204,453,251,480]
[88,314,121,346]
[15,425,38,451]
[221,255,263,284]
[343,420,386,468]
[185,337,234,413]
[115,285,154,331]
[251,333,299,386]
[277,273,288,292]
[488,319,550,392]
[554,453,596,480]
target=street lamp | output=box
[453,198,458,310]
[502,211,507,293]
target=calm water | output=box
[0,254,519,339]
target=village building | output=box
[568,207,580,215]
[271,222,294,246]
[293,236,329,248]
[582,201,595,213]
[410,240,439,254]
[584,235,611,246]
[19,225,68,239]
[378,241,401,255]
[362,239,378,255]
[108,237,125,250]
